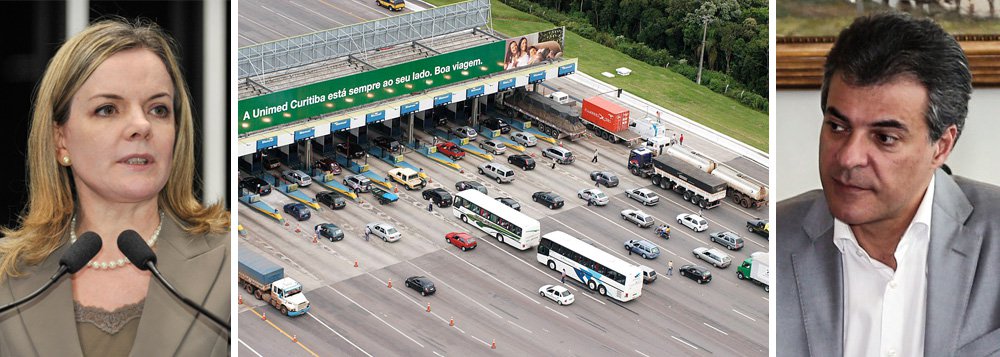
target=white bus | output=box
[453,189,541,250]
[536,231,643,302]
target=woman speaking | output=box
[0,19,229,356]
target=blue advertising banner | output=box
[330,119,350,132]
[498,78,515,91]
[466,85,484,98]
[366,110,386,123]
[558,63,576,77]
[528,70,546,84]
[294,128,315,141]
[256,136,277,150]
[400,102,420,115]
[433,93,453,107]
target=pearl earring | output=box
[62,156,71,166]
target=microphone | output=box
[0,232,102,314]
[117,230,231,332]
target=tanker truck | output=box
[664,146,768,209]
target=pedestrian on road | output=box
[428,202,434,212]
[698,208,704,217]
[364,227,370,241]
[628,247,632,255]
[679,133,684,145]
[587,197,593,206]
[561,270,566,284]
[668,260,674,276]
[551,156,557,170]
[672,133,678,146]
[592,149,599,163]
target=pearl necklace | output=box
[69,211,164,270]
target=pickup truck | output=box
[388,167,426,190]
[436,142,466,160]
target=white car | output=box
[577,188,609,206]
[281,169,312,187]
[479,139,506,155]
[511,131,537,147]
[621,209,654,228]
[625,188,659,206]
[677,213,708,232]
[365,222,401,242]
[538,284,574,305]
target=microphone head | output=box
[117,230,156,270]
[60,232,102,274]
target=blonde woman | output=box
[0,19,229,356]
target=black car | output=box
[747,219,769,239]
[455,181,488,195]
[372,136,402,154]
[480,116,511,134]
[316,191,347,209]
[532,191,564,209]
[283,203,311,221]
[507,154,535,170]
[496,197,521,211]
[336,142,366,159]
[313,157,342,175]
[239,177,272,196]
[590,171,620,187]
[679,264,712,284]
[315,223,344,241]
[422,188,453,207]
[405,276,436,296]
[262,155,281,170]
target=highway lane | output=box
[239,0,423,46]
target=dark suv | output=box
[532,191,564,209]
[313,157,342,175]
[422,188,453,207]
[239,177,271,196]
[283,203,311,221]
[480,117,511,134]
[372,136,402,154]
[336,142,365,159]
[507,154,535,170]
[316,191,347,209]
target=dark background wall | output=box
[0,0,231,230]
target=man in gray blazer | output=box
[777,13,1000,357]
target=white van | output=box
[548,91,571,105]
[478,163,515,183]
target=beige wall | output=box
[776,88,1000,201]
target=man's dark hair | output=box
[820,12,972,143]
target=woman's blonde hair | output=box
[0,18,229,279]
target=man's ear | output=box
[931,124,958,168]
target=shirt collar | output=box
[833,175,935,253]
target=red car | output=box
[436,142,465,160]
[445,232,477,251]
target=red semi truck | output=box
[580,96,642,146]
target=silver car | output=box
[578,188,609,206]
[693,247,732,268]
[625,188,659,206]
[479,139,506,155]
[511,131,537,147]
[365,222,401,242]
[621,209,654,228]
[281,169,312,187]
[451,126,478,141]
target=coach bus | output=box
[537,231,643,302]
[453,189,541,250]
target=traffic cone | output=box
[295,228,301,233]
[262,311,267,321]
[394,186,399,193]
[449,317,455,326]
[238,295,243,305]
[491,339,496,349]
[285,222,290,227]
[313,235,317,243]
[426,303,431,312]
[354,259,359,268]
[292,335,297,343]
[387,279,392,288]
[460,168,464,174]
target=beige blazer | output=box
[0,215,230,356]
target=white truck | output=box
[737,252,770,292]
[628,116,673,152]
[238,246,311,316]
[665,145,769,209]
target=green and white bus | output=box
[537,231,643,302]
[453,189,541,250]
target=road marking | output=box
[327,286,425,348]
[238,14,287,38]
[507,319,533,334]
[470,335,490,347]
[432,351,444,357]
[238,339,263,357]
[703,322,729,335]
[442,248,540,303]
[318,0,368,22]
[671,335,700,350]
[545,305,569,319]
[635,349,651,357]
[732,308,757,322]
[261,5,319,32]
[406,261,505,319]
[290,0,344,27]
[307,313,373,356]
[243,307,320,356]
[472,232,581,292]
[761,296,769,301]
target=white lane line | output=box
[260,4,319,32]
[671,335,700,350]
[761,296,769,301]
[238,339,264,357]
[732,308,757,322]
[507,320,533,334]
[327,286,425,348]
[238,14,287,38]
[470,335,490,347]
[442,248,540,303]
[405,261,506,319]
[544,306,569,319]
[290,0,344,27]
[432,351,444,357]
[703,322,729,336]
[635,349,651,357]
[307,313,373,356]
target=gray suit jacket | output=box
[0,215,230,356]
[777,169,1000,357]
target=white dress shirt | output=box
[833,175,934,357]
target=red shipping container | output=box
[580,96,630,133]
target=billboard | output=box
[503,27,565,71]
[239,41,506,135]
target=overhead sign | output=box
[330,119,350,132]
[558,63,576,77]
[239,41,506,135]
[529,70,546,84]
[366,110,386,123]
[498,78,515,91]
[466,85,484,98]
[433,93,453,107]
[400,102,420,115]
[294,128,315,141]
[256,136,277,150]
